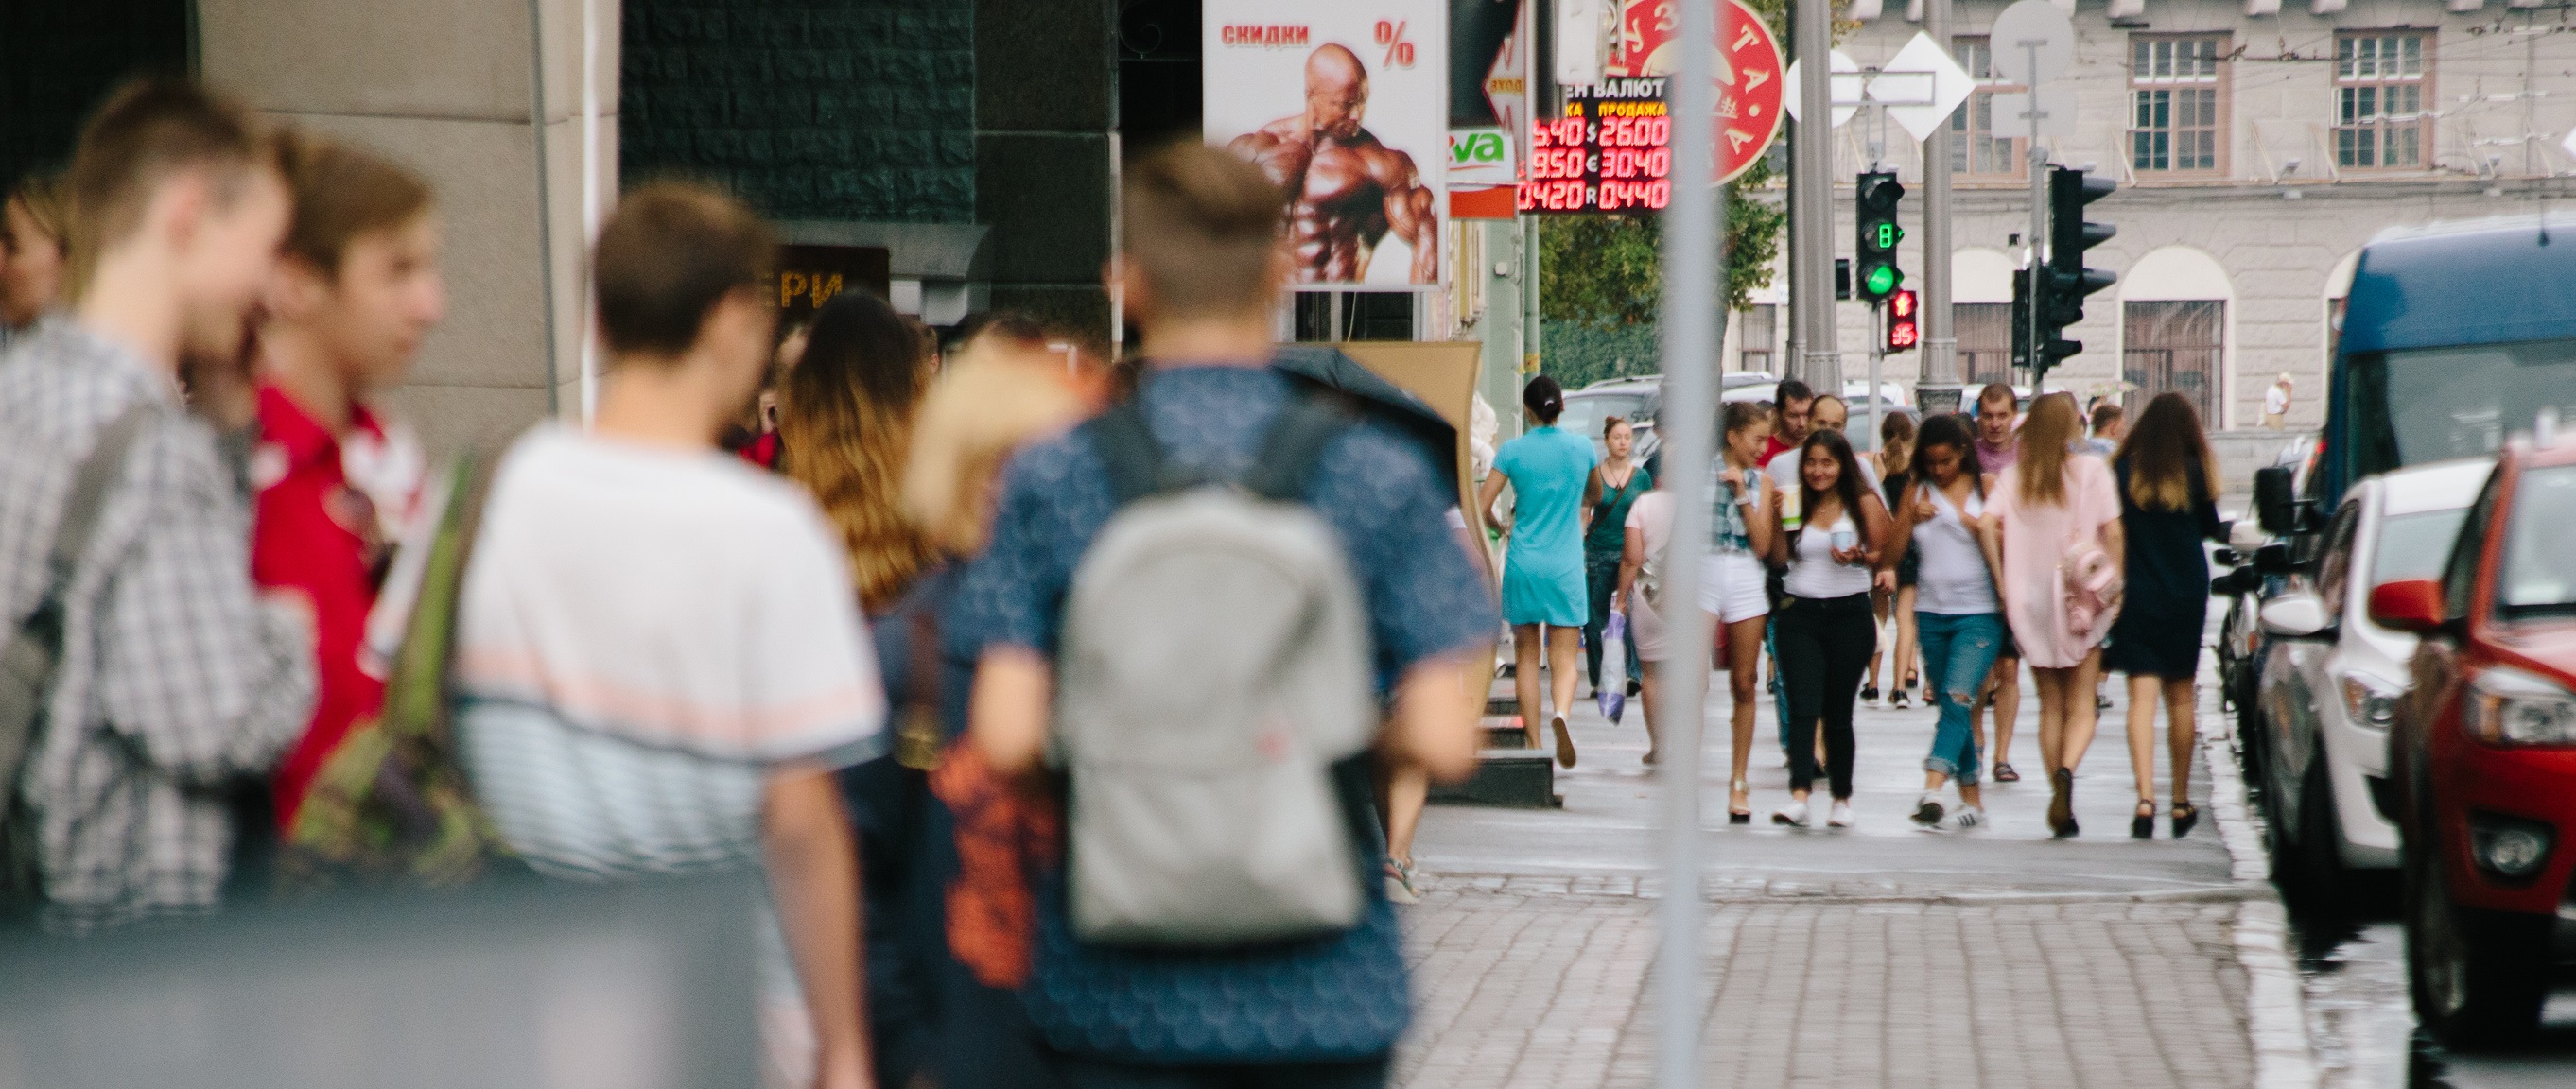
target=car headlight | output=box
[2466,666,2576,746]
[2340,674,2403,729]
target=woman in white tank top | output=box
[1881,414,2007,830]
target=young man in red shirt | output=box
[250,133,445,829]
[1762,377,1814,468]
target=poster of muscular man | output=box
[1205,1,1447,286]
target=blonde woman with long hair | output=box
[1978,392,2123,838]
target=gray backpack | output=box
[2,406,150,896]
[1054,390,1379,947]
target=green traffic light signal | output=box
[1873,223,1901,249]
[1864,263,1899,296]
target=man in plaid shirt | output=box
[0,80,314,929]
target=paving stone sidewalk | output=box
[1396,887,2257,1089]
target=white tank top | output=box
[1914,483,2000,614]
[1784,512,1872,599]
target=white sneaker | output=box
[1827,801,1855,827]
[1953,805,1986,828]
[1771,799,1812,827]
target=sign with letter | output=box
[774,245,890,321]
[1207,0,1449,285]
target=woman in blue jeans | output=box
[1882,414,2006,829]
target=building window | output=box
[1956,302,2016,387]
[2337,32,2430,169]
[1950,39,2026,180]
[1738,304,1777,373]
[2130,36,2227,175]
[2123,300,2224,424]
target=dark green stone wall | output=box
[0,0,194,190]
[621,0,977,224]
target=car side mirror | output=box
[2368,579,2447,635]
[2252,542,2293,576]
[2254,465,2299,535]
[2258,592,2334,639]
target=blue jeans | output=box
[1916,612,2005,786]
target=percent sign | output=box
[1373,20,1416,68]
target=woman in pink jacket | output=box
[1978,393,2124,837]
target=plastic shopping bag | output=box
[1598,611,1627,723]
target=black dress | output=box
[2102,461,2228,680]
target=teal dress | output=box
[1494,425,1598,627]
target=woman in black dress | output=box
[2101,392,2229,839]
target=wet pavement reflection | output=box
[2290,883,2576,1088]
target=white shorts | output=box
[1703,551,1771,625]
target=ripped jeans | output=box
[1916,611,2005,786]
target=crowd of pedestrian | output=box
[0,78,1500,1089]
[1493,372,2226,838]
[0,74,2237,1089]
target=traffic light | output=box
[2010,263,2033,371]
[2034,164,2118,383]
[1886,288,1919,352]
[1854,171,1905,303]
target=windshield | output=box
[2349,337,2576,480]
[1558,392,1649,451]
[2372,508,2471,585]
[2499,465,2576,618]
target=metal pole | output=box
[2025,43,2047,390]
[1654,0,1721,1084]
[1867,304,1883,449]
[1524,216,1544,374]
[579,0,600,425]
[1793,0,1838,389]
[1922,0,1958,395]
[523,0,560,418]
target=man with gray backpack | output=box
[959,143,1492,1087]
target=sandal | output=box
[2132,800,2156,840]
[1992,762,2021,783]
[1550,715,1577,769]
[2170,802,2200,839]
[1729,778,1752,823]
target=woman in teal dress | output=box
[1477,376,1599,769]
[1582,416,1651,699]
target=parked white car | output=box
[2253,456,2493,896]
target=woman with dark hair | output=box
[1980,392,2124,838]
[2104,392,2227,838]
[1582,415,1651,699]
[1869,410,1921,708]
[1884,415,2005,828]
[775,287,950,1087]
[0,172,69,349]
[1479,374,1599,768]
[1767,428,1893,827]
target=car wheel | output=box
[2237,698,2269,783]
[2403,824,2549,1049]
[2287,756,2346,912]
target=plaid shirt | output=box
[0,319,314,929]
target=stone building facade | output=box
[1746,0,2576,430]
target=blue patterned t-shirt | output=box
[953,364,1498,1063]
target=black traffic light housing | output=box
[2035,165,2117,383]
[1854,171,1905,303]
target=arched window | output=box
[2119,246,2233,427]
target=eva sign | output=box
[1603,0,1787,184]
[1448,127,1517,188]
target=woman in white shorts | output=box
[1618,404,1774,815]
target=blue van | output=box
[2259,214,2576,526]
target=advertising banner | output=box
[1206,0,1448,285]
[1604,0,1785,180]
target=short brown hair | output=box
[2089,400,2124,434]
[592,182,775,357]
[272,130,432,275]
[1122,143,1286,314]
[63,78,271,297]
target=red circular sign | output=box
[1610,0,1788,184]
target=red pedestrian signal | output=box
[1886,288,1920,352]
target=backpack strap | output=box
[1244,392,1351,503]
[36,406,151,629]
[1092,399,1169,506]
